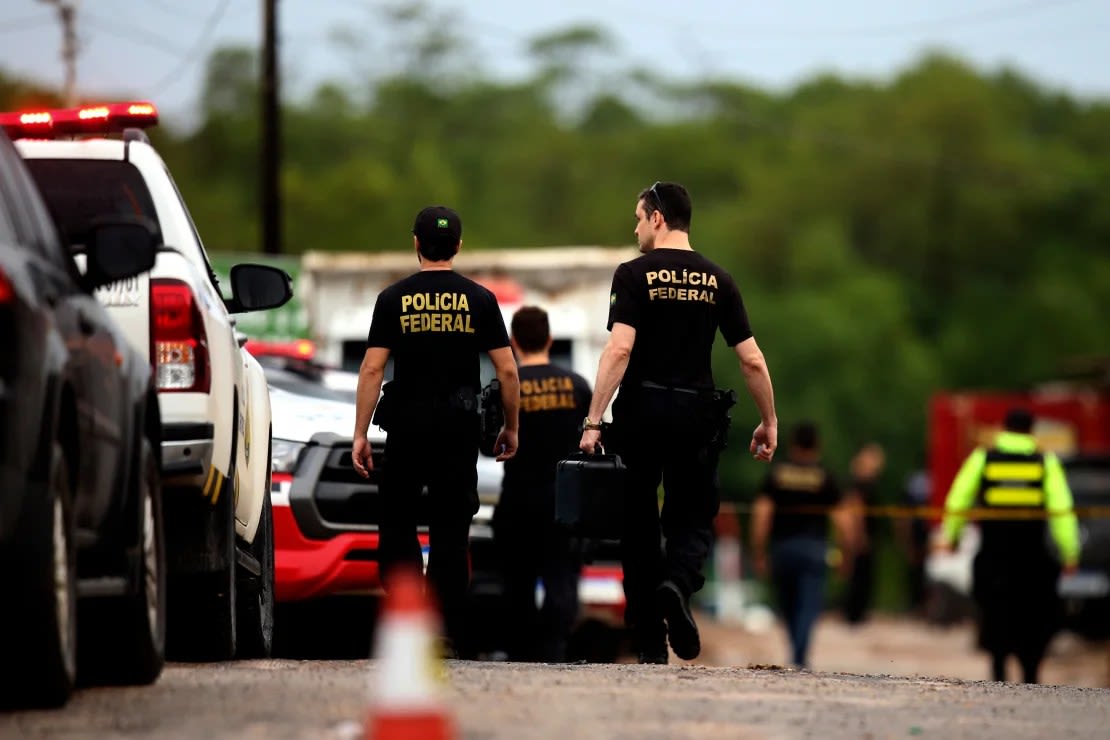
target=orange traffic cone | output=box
[365,568,455,740]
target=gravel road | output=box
[2,658,1108,739]
[3,612,1107,739]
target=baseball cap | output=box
[412,205,462,251]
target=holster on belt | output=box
[639,380,736,451]
[372,381,478,433]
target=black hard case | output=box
[554,453,626,541]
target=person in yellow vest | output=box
[940,407,1080,684]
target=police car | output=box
[252,341,627,657]
[4,102,293,660]
[251,343,500,601]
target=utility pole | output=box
[261,0,282,255]
[39,0,80,106]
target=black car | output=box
[0,129,165,707]
[1059,454,1110,639]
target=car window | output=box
[0,135,40,245]
[161,162,224,293]
[0,152,18,244]
[0,133,70,268]
[24,158,160,250]
[262,365,357,404]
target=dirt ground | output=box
[3,611,1108,739]
[692,610,1110,688]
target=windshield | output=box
[263,365,356,404]
[24,159,160,246]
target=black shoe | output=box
[638,647,669,665]
[657,580,700,660]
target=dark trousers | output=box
[609,413,720,652]
[379,416,479,651]
[973,551,1061,684]
[841,549,874,624]
[770,536,827,668]
[493,483,580,662]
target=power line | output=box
[146,0,214,22]
[147,0,232,92]
[552,0,1091,39]
[787,0,1091,38]
[82,14,189,56]
[0,13,55,35]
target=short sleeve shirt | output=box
[502,363,592,490]
[366,270,509,394]
[758,461,841,541]
[607,249,752,390]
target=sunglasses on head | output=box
[649,181,668,222]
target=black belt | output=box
[640,380,714,399]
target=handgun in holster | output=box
[371,381,398,432]
[478,379,504,457]
[708,388,738,452]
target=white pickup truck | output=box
[13,102,292,660]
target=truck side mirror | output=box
[226,263,293,314]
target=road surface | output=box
[3,609,1109,739]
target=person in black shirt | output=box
[750,421,853,669]
[352,205,520,657]
[494,306,592,662]
[578,181,778,664]
[841,442,885,625]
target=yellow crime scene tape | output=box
[721,502,1110,521]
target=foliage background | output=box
[4,4,1108,609]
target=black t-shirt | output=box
[607,249,752,391]
[758,461,841,541]
[366,270,509,394]
[502,363,592,491]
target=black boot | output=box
[657,580,700,661]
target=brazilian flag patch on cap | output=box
[437,218,449,228]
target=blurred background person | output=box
[939,407,1080,684]
[750,421,853,669]
[841,442,886,625]
[897,462,932,617]
[494,306,592,662]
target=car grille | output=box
[289,432,432,539]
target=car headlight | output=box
[272,439,306,474]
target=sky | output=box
[0,0,1107,129]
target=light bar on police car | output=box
[0,101,158,140]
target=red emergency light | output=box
[0,101,158,140]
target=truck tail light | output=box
[151,279,209,393]
[0,267,12,304]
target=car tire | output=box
[236,438,275,658]
[79,438,166,685]
[166,476,237,662]
[0,442,78,708]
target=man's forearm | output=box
[354,367,384,439]
[497,366,521,432]
[587,345,629,421]
[741,359,777,425]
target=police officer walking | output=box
[352,205,520,658]
[940,407,1079,683]
[494,306,592,662]
[749,421,853,669]
[578,181,778,664]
